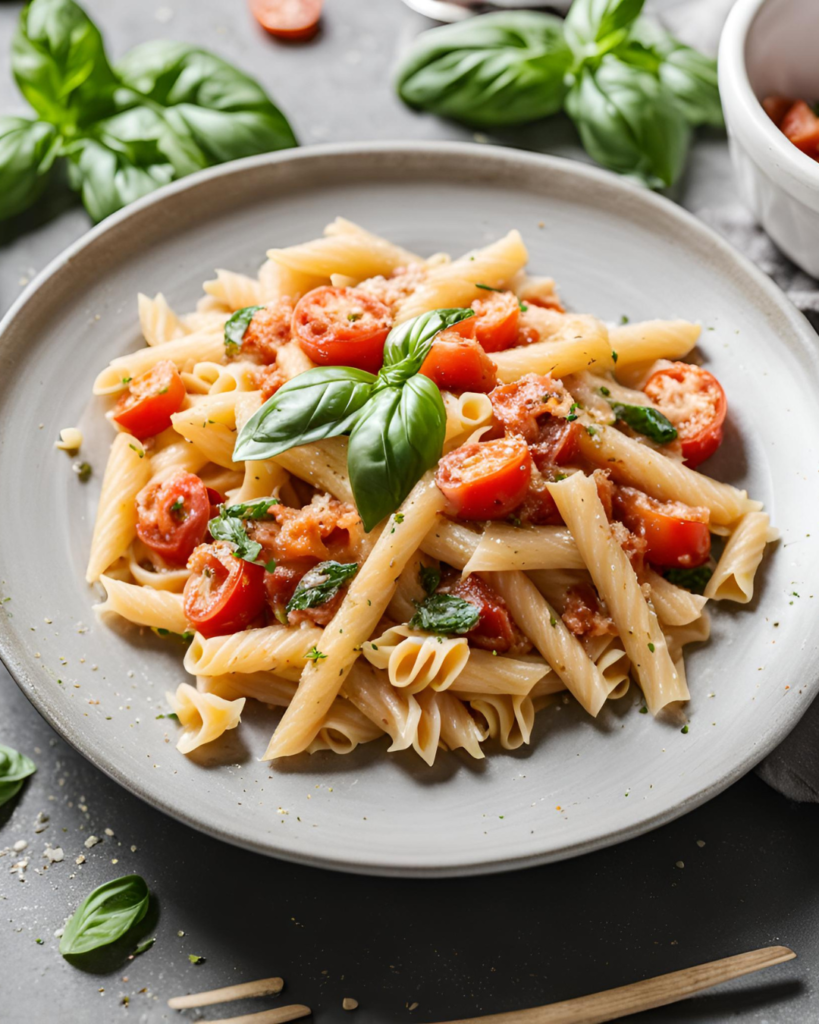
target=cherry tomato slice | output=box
[461,291,520,353]
[136,470,211,566]
[113,360,186,440]
[292,286,392,374]
[763,95,796,129]
[249,0,322,40]
[449,573,528,655]
[419,332,498,393]
[184,541,266,638]
[436,436,532,520]
[780,100,819,157]
[643,363,727,468]
[613,486,710,569]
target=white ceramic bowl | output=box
[720,0,819,276]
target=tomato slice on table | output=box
[613,486,710,569]
[643,363,727,468]
[184,541,267,638]
[436,436,532,520]
[419,332,497,393]
[250,0,322,40]
[451,290,520,353]
[292,286,392,374]
[113,360,186,440]
[136,470,211,566]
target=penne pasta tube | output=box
[546,472,687,714]
[462,524,584,574]
[644,568,708,626]
[421,517,480,571]
[185,624,323,679]
[579,425,760,526]
[96,576,189,633]
[272,437,354,505]
[705,512,778,603]
[342,660,422,753]
[94,330,225,395]
[263,474,447,759]
[493,315,612,383]
[171,392,242,471]
[610,319,700,366]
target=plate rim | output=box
[1,140,817,877]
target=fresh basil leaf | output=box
[419,564,441,596]
[225,305,264,351]
[60,875,149,957]
[0,744,36,808]
[11,0,118,130]
[396,12,572,128]
[565,56,690,187]
[621,19,722,127]
[381,308,475,380]
[221,498,280,521]
[286,561,359,615]
[611,401,677,443]
[208,509,262,564]
[664,565,712,595]
[0,116,59,220]
[347,375,446,531]
[565,0,645,52]
[233,367,377,462]
[409,593,480,634]
[115,41,297,165]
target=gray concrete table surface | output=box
[0,1,816,1022]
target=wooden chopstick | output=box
[168,976,284,1009]
[197,1008,310,1024]
[430,945,796,1024]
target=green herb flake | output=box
[348,312,363,322]
[152,627,194,644]
[620,315,630,324]
[599,386,611,397]
[35,938,44,945]
[73,461,93,482]
[566,402,580,423]
[128,444,144,459]
[681,724,689,734]
[611,350,619,364]
[304,646,327,663]
[639,705,648,714]
[518,300,529,313]
[648,642,655,653]
[475,283,501,292]
[394,512,405,524]
[265,559,277,573]
[507,515,522,527]
[121,376,132,385]
[409,594,479,635]
[549,614,557,628]
[133,937,155,956]
[188,954,205,965]
[586,426,598,437]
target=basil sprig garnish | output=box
[610,401,677,444]
[0,744,36,809]
[234,308,474,531]
[409,594,480,635]
[286,561,359,615]
[224,305,263,351]
[60,875,149,957]
[395,2,721,189]
[665,565,712,595]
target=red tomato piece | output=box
[562,583,617,638]
[113,360,186,440]
[436,436,532,520]
[613,486,710,569]
[184,541,266,638]
[242,300,294,364]
[489,373,572,443]
[249,0,322,39]
[762,95,796,129]
[469,291,521,353]
[419,331,497,393]
[643,363,727,467]
[292,286,392,374]
[136,470,211,566]
[780,100,819,157]
[448,573,531,655]
[529,418,582,472]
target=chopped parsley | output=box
[304,646,328,663]
[611,350,619,363]
[566,402,580,423]
[128,444,144,459]
[347,312,363,322]
[73,461,92,482]
[518,300,528,313]
[619,314,630,324]
[475,283,501,292]
[549,614,557,628]
[648,642,655,653]
[188,954,206,965]
[507,515,522,527]
[170,498,186,520]
[599,386,611,397]
[394,512,405,524]
[681,724,689,734]
[586,425,598,436]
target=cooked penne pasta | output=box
[705,513,778,603]
[462,524,584,574]
[96,576,189,633]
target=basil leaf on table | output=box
[382,307,475,378]
[565,57,690,188]
[396,12,572,127]
[11,0,118,129]
[286,561,360,615]
[225,305,264,351]
[409,594,480,635]
[564,0,645,52]
[610,401,677,443]
[347,375,447,532]
[0,743,37,809]
[0,117,59,220]
[233,367,377,461]
[60,875,149,957]
[664,565,713,595]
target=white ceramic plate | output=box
[1,142,818,877]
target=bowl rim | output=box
[720,0,819,186]
[2,141,819,876]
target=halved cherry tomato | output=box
[464,291,520,353]
[184,541,266,638]
[643,363,727,468]
[249,0,322,40]
[206,487,225,522]
[763,95,796,129]
[136,471,211,566]
[448,573,530,655]
[419,332,497,393]
[292,286,392,374]
[780,100,819,157]
[613,486,710,569]
[436,436,531,520]
[113,360,186,440]
[530,418,582,472]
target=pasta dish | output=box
[85,219,775,764]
